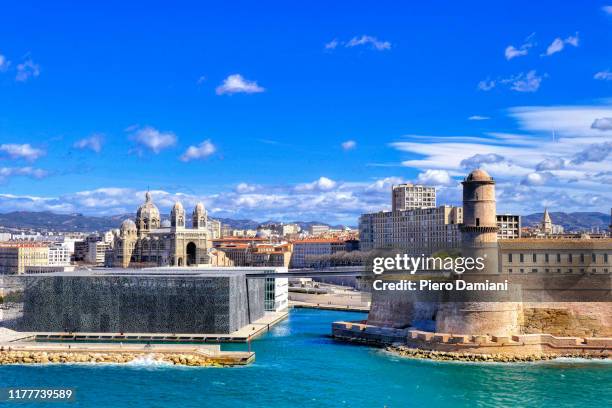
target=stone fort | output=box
[363,169,612,343]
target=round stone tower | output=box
[435,168,521,336]
[460,169,499,274]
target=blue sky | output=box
[0,1,611,224]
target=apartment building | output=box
[391,183,436,211]
[0,243,49,274]
[359,205,463,254]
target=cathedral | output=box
[113,192,213,268]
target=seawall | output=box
[332,321,612,361]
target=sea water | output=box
[1,309,610,407]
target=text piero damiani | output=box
[372,279,508,292]
[371,254,508,292]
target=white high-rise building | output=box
[48,243,71,266]
[391,184,436,211]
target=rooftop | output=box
[5,266,287,278]
[499,238,612,250]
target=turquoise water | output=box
[1,309,611,408]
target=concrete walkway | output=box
[2,310,289,345]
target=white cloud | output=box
[510,105,612,138]
[603,5,612,14]
[570,142,612,164]
[521,172,555,186]
[460,153,506,169]
[480,71,545,93]
[196,75,206,85]
[295,176,337,192]
[0,54,9,71]
[505,45,528,60]
[536,157,565,171]
[341,140,356,151]
[504,70,543,92]
[0,143,45,161]
[15,59,40,82]
[416,169,454,186]
[477,79,496,91]
[0,167,48,181]
[543,33,579,56]
[74,134,104,153]
[594,70,612,81]
[389,103,612,213]
[325,39,339,50]
[180,140,216,162]
[468,115,490,121]
[504,35,535,60]
[328,35,391,52]
[591,117,612,131]
[346,35,391,51]
[364,176,405,192]
[130,126,177,154]
[215,74,264,95]
[235,183,257,193]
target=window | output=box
[545,253,549,263]
[569,254,573,263]
[508,254,513,263]
[580,254,585,263]
[592,253,596,263]
[532,253,537,262]
[531,268,538,273]
[476,218,480,226]
[557,253,561,262]
[520,254,524,263]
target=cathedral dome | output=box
[466,169,492,182]
[120,219,137,231]
[136,191,161,222]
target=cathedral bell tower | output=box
[171,201,185,230]
[192,202,207,230]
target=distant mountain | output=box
[0,211,128,232]
[522,212,610,232]
[0,211,347,233]
[214,218,260,230]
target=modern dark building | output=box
[10,269,267,334]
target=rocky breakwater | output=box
[0,350,235,367]
[387,345,610,363]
